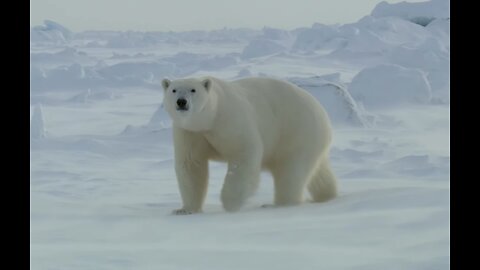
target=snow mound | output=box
[101,28,260,48]
[426,18,450,46]
[382,154,449,178]
[67,89,120,103]
[340,16,430,53]
[30,20,73,44]
[31,63,100,91]
[30,48,91,67]
[261,27,292,41]
[292,16,431,55]
[236,68,252,78]
[388,33,449,67]
[31,61,176,91]
[105,31,159,48]
[387,37,449,100]
[162,52,238,76]
[147,104,172,129]
[289,76,373,127]
[200,55,238,71]
[348,64,432,109]
[248,27,294,53]
[241,39,287,59]
[31,104,47,139]
[32,63,100,91]
[371,0,450,25]
[68,88,91,103]
[120,104,172,136]
[98,61,176,83]
[292,23,343,53]
[30,66,46,82]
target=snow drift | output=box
[292,23,343,53]
[371,0,450,26]
[348,64,432,109]
[30,20,73,44]
[30,104,47,139]
[289,75,373,127]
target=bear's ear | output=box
[202,78,212,91]
[161,78,171,91]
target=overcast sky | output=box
[30,0,425,32]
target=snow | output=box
[292,23,343,53]
[241,39,287,59]
[30,104,47,139]
[240,27,295,59]
[386,35,450,102]
[288,75,374,127]
[348,64,432,109]
[30,1,449,269]
[30,20,73,44]
[371,0,450,25]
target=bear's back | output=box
[226,77,332,157]
[228,77,326,118]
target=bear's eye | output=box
[172,89,176,93]
[191,89,196,93]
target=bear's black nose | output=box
[177,98,187,108]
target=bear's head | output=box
[162,77,217,131]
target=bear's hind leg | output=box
[307,158,337,202]
[271,159,316,206]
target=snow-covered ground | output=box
[30,0,450,269]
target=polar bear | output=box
[161,76,337,214]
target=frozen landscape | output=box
[30,0,450,269]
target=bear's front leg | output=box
[221,150,262,212]
[173,157,209,215]
[172,128,210,215]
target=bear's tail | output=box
[307,158,337,202]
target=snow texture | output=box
[30,1,449,269]
[372,0,450,25]
[348,64,432,109]
[30,104,47,139]
[289,75,373,127]
[30,20,73,44]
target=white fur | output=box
[162,76,337,214]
